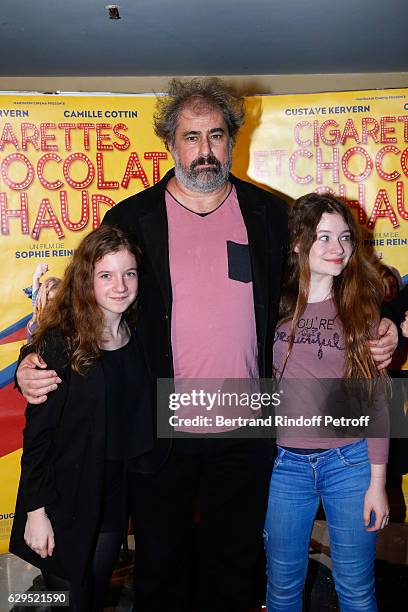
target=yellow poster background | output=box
[243,88,408,280]
[1,88,407,553]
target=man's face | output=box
[169,105,232,193]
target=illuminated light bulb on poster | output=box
[40,123,58,151]
[340,118,361,145]
[58,123,76,151]
[31,198,65,240]
[61,190,89,231]
[144,151,167,184]
[1,153,35,190]
[96,152,119,189]
[77,123,95,150]
[375,146,401,181]
[121,152,150,188]
[92,194,116,228]
[316,147,339,184]
[112,124,130,150]
[341,147,373,182]
[289,149,313,184]
[396,181,408,221]
[0,122,20,149]
[380,116,397,143]
[367,189,399,229]
[96,124,114,151]
[0,192,29,234]
[37,153,64,190]
[21,123,40,150]
[63,153,95,189]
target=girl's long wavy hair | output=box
[280,192,384,381]
[30,225,142,374]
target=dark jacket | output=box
[10,330,152,584]
[388,284,408,326]
[103,169,288,471]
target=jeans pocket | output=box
[273,447,285,469]
[263,528,268,545]
[338,441,368,467]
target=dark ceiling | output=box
[0,0,407,77]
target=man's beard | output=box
[173,142,232,193]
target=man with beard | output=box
[16,78,397,612]
[107,78,288,611]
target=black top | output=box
[102,334,152,460]
[10,328,154,583]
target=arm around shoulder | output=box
[16,336,64,404]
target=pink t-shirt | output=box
[274,299,389,464]
[166,186,258,431]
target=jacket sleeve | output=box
[14,332,45,393]
[19,333,70,512]
[101,194,143,243]
[102,198,133,229]
[386,285,408,325]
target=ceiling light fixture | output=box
[106,5,120,19]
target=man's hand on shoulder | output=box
[369,317,398,370]
[401,311,408,339]
[16,353,62,404]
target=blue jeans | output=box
[263,440,377,611]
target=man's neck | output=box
[167,176,231,214]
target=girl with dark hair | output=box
[264,193,389,611]
[10,225,152,611]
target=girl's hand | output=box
[32,263,49,293]
[363,481,389,532]
[24,507,55,558]
[33,264,48,281]
[401,311,408,339]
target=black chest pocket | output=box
[227,241,252,284]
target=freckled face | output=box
[93,249,138,321]
[307,212,353,280]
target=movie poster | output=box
[1,88,407,552]
[0,93,172,551]
[244,88,408,281]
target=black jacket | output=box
[388,284,408,325]
[103,169,288,470]
[10,330,152,583]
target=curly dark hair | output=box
[154,78,245,149]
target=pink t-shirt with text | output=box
[274,299,388,464]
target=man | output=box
[16,78,397,611]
